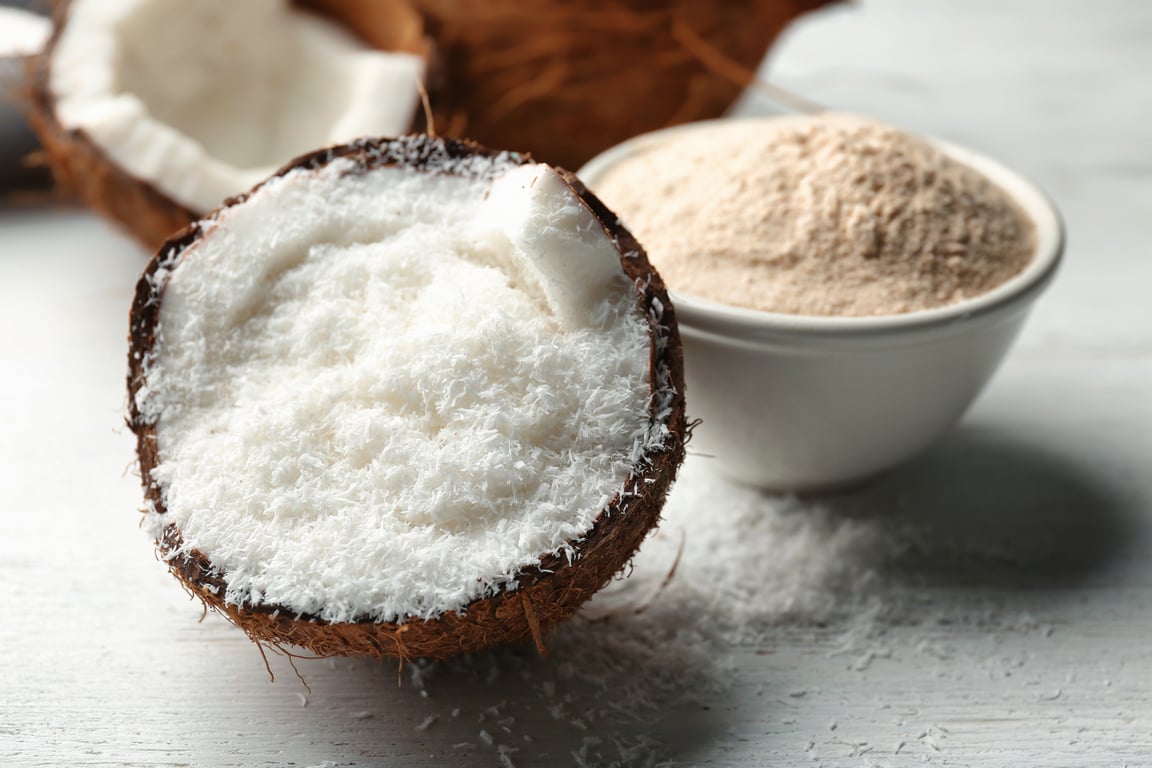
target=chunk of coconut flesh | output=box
[0,8,50,58]
[140,158,660,624]
[49,0,424,213]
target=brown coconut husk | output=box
[24,0,430,249]
[127,135,688,661]
[404,0,836,169]
[300,0,427,52]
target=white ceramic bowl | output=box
[579,119,1064,492]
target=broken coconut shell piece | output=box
[127,135,687,660]
[411,0,838,170]
[28,0,429,247]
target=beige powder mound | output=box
[593,114,1036,316]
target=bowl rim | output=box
[577,117,1065,344]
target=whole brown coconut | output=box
[127,135,687,661]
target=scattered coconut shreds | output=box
[360,452,1079,766]
[318,456,904,766]
[129,135,687,660]
[428,439,1108,765]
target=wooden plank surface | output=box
[4,1,1152,765]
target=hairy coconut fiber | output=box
[404,0,836,169]
[128,135,688,661]
[24,0,429,249]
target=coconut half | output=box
[127,135,687,660]
[28,0,428,247]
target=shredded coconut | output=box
[139,157,656,623]
[593,113,1036,316]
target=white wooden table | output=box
[4,1,1152,765]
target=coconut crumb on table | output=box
[594,113,1036,316]
[325,453,1076,767]
[393,457,910,763]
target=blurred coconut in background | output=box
[15,0,833,241]
[0,2,50,200]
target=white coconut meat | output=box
[136,152,661,623]
[0,8,50,58]
[49,0,424,213]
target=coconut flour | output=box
[593,113,1036,316]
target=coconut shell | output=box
[25,68,200,247]
[24,0,431,249]
[407,0,837,169]
[127,135,688,661]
